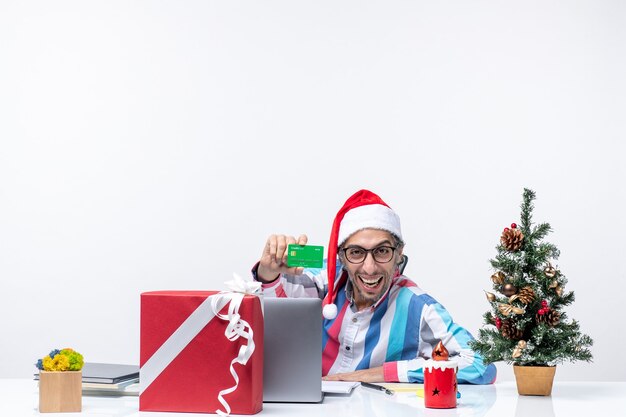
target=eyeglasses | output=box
[342,245,397,264]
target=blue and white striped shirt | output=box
[255,261,496,384]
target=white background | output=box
[1,1,624,382]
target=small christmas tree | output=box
[470,189,593,367]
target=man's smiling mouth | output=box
[358,275,383,288]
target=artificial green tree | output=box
[470,189,593,366]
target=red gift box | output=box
[140,291,263,415]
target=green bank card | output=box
[287,244,324,268]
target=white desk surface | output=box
[1,379,624,417]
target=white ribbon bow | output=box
[225,272,262,295]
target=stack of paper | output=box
[321,381,360,394]
[80,363,139,396]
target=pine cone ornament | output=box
[500,319,524,340]
[536,309,561,327]
[547,310,561,326]
[517,286,536,304]
[501,228,524,251]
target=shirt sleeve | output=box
[383,301,497,384]
[251,261,327,299]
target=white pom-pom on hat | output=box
[323,303,338,320]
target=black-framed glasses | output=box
[342,245,397,264]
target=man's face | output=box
[340,228,403,310]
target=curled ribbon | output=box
[210,273,261,416]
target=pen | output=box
[361,382,394,396]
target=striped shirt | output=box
[254,261,497,384]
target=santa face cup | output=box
[423,341,457,409]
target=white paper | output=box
[321,381,360,394]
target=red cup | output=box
[423,365,457,409]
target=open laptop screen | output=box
[263,297,323,403]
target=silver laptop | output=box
[263,297,323,403]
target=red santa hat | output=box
[323,189,402,319]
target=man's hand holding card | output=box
[258,234,316,281]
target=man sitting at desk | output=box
[252,189,496,384]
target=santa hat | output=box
[323,189,402,319]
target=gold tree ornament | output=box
[485,291,496,302]
[501,283,518,297]
[549,280,559,289]
[555,286,564,297]
[498,303,513,316]
[491,272,505,285]
[512,340,527,358]
[511,306,525,315]
[517,286,536,304]
[498,303,525,316]
[544,263,557,278]
[501,228,524,251]
[508,295,527,314]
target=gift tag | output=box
[287,245,324,268]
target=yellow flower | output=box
[42,355,54,371]
[51,354,70,371]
